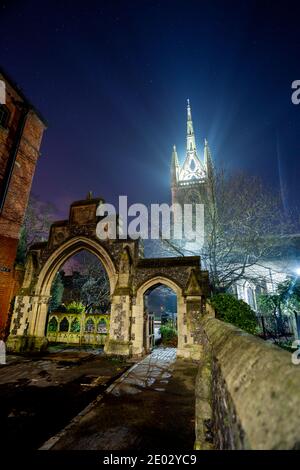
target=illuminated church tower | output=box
[171,99,213,209]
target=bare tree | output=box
[203,168,296,292]
[24,194,57,246]
[16,194,57,264]
[62,251,110,313]
[157,166,296,293]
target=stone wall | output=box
[195,314,300,450]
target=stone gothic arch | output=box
[8,236,117,352]
[7,196,209,359]
[34,236,117,297]
[132,276,184,356]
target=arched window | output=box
[70,318,80,333]
[48,317,58,332]
[243,281,257,311]
[0,105,10,128]
[247,286,256,311]
[59,317,69,332]
[85,318,95,332]
[97,319,107,334]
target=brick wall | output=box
[0,71,46,335]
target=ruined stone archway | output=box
[7,196,210,359]
[8,236,117,352]
[33,237,116,339]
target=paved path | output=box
[46,347,198,450]
[107,347,177,396]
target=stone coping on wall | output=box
[137,256,201,268]
[197,315,300,450]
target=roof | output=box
[0,66,48,126]
[70,197,105,207]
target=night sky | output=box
[1,0,300,218]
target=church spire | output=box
[172,144,179,167]
[178,100,206,182]
[204,138,213,177]
[171,144,179,186]
[186,99,197,154]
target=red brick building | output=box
[0,69,47,336]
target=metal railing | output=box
[256,313,294,340]
[47,312,110,345]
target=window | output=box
[97,319,107,334]
[70,318,80,333]
[0,105,10,128]
[48,317,58,333]
[59,317,69,332]
[247,286,256,311]
[85,318,95,332]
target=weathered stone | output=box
[195,313,300,450]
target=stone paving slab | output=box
[106,347,176,396]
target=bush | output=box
[160,322,178,346]
[210,293,257,334]
[66,301,86,314]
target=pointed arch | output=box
[34,236,117,297]
[136,275,183,301]
[131,275,185,356]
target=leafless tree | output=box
[204,168,296,292]
[157,166,297,293]
[24,194,57,246]
[16,194,57,264]
[62,251,110,312]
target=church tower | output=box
[171,99,213,209]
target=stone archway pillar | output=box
[104,292,132,356]
[176,295,187,357]
[28,295,51,348]
[104,246,134,357]
[131,298,144,356]
[6,294,50,353]
[177,294,204,360]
